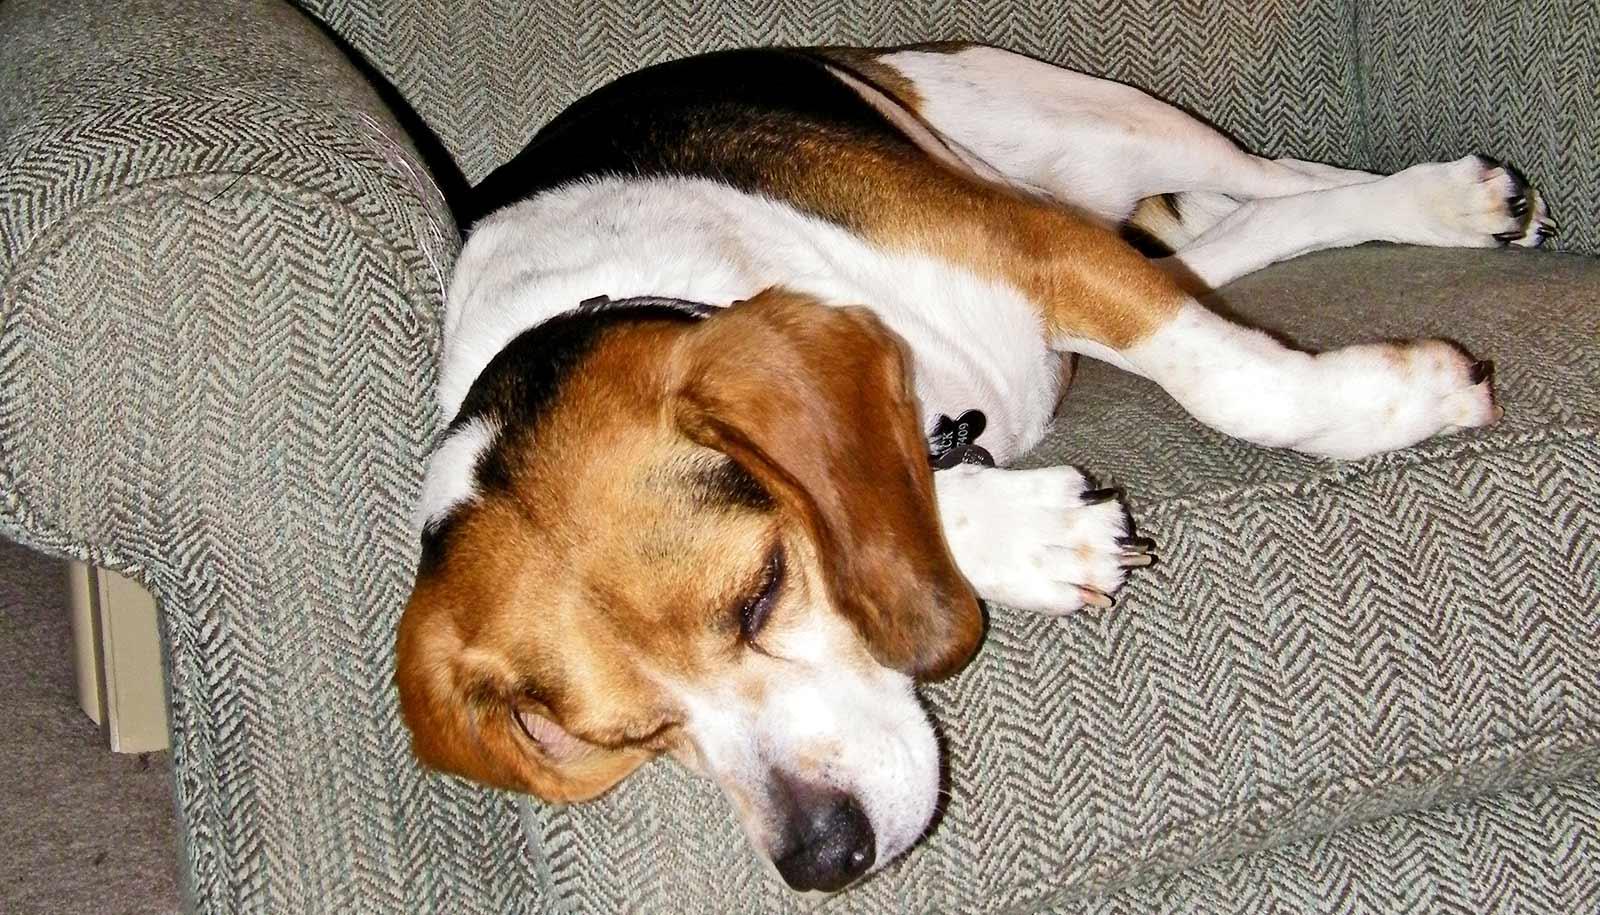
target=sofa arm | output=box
[0,2,536,913]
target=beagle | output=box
[396,44,1550,893]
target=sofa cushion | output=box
[299,0,1364,188]
[1355,0,1600,256]
[518,246,1600,912]
[1048,775,1600,913]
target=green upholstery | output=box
[1,0,1595,911]
[518,249,1600,913]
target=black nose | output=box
[771,787,876,892]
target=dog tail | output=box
[1120,192,1239,258]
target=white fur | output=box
[415,416,500,530]
[670,609,939,882]
[1117,303,1498,458]
[936,464,1132,613]
[445,176,1063,461]
[885,46,1359,223]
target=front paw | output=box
[934,465,1153,615]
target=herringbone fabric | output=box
[1044,776,1600,914]
[296,0,1365,188]
[296,0,1599,256]
[4,0,1599,913]
[520,248,1600,912]
[0,1,540,913]
[1355,0,1600,256]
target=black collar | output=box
[575,293,721,320]
[448,293,720,437]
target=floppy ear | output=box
[394,582,649,802]
[670,289,983,680]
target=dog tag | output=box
[928,410,995,470]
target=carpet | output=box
[0,538,180,914]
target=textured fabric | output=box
[1355,0,1600,256]
[519,247,1600,912]
[1043,775,1600,914]
[0,1,535,913]
[296,0,1365,188]
[3,0,1598,912]
[296,0,1599,256]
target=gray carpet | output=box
[0,538,181,914]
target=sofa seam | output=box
[1136,426,1598,519]
[1000,725,1600,913]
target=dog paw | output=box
[933,465,1153,614]
[1297,339,1502,459]
[1508,185,1557,248]
[1385,154,1554,249]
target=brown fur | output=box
[672,289,983,678]
[813,46,930,111]
[395,291,982,802]
[691,60,1187,349]
[833,153,1186,347]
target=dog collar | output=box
[581,295,994,471]
[466,292,989,471]
[576,293,722,319]
[927,409,995,470]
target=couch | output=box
[1,0,1596,912]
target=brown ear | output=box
[671,289,982,680]
[394,583,649,802]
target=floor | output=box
[0,538,181,915]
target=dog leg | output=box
[1064,296,1501,460]
[933,464,1152,613]
[1156,155,1557,289]
[1122,159,1383,256]
[850,45,1552,291]
[1000,203,1501,459]
[825,46,1504,459]
[858,44,1375,222]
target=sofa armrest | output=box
[0,1,536,913]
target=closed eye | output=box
[738,545,784,643]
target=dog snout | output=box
[769,775,876,892]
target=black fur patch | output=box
[417,514,458,578]
[1158,191,1182,220]
[451,300,708,493]
[465,48,921,228]
[1120,222,1176,258]
[688,457,774,512]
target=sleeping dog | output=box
[396,44,1551,893]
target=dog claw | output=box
[1116,535,1156,552]
[1118,551,1156,568]
[1492,230,1521,245]
[1080,487,1120,505]
[1078,586,1114,609]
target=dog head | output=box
[396,289,982,891]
